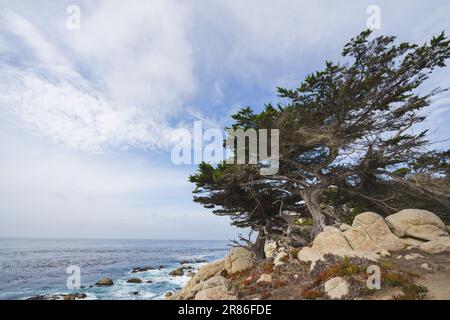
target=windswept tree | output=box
[190,30,450,253]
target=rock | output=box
[400,237,426,247]
[194,287,236,300]
[63,293,87,301]
[187,272,195,277]
[224,247,255,274]
[420,263,432,271]
[312,229,353,256]
[194,286,237,300]
[28,293,87,301]
[324,277,349,299]
[257,274,272,285]
[419,239,450,254]
[169,267,185,276]
[339,223,351,232]
[95,277,114,286]
[131,266,154,273]
[323,226,341,233]
[396,255,403,260]
[343,212,404,251]
[378,249,391,257]
[126,278,143,284]
[274,251,289,267]
[264,240,277,259]
[165,292,173,298]
[386,209,448,241]
[297,247,323,263]
[197,260,225,281]
[404,253,424,261]
[168,260,225,300]
[348,250,380,261]
[180,259,207,264]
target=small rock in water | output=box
[95,277,114,286]
[169,267,185,276]
[126,278,143,284]
[131,266,154,273]
[180,259,207,264]
[165,291,173,298]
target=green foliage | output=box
[295,218,313,227]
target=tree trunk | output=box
[301,188,326,238]
[254,231,266,260]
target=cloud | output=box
[0,1,196,152]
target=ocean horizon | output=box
[0,238,230,300]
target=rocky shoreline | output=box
[168,209,450,300]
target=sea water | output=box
[0,238,229,300]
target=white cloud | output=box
[0,0,196,152]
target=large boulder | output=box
[386,209,448,241]
[312,229,353,256]
[224,247,255,274]
[311,225,379,262]
[343,212,404,251]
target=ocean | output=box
[0,238,229,300]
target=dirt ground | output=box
[381,250,450,300]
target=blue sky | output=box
[0,0,449,240]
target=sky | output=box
[0,0,449,240]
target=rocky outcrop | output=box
[171,209,450,301]
[386,209,448,241]
[224,247,255,274]
[343,212,404,251]
[169,260,226,300]
[126,278,142,284]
